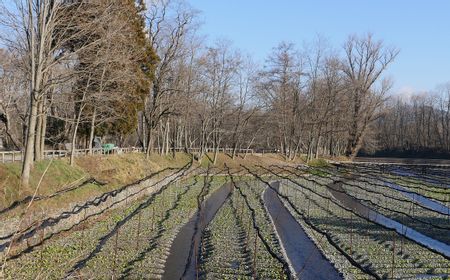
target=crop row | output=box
[3,173,227,280]
[198,172,289,279]
[286,166,450,245]
[259,168,450,279]
[341,165,450,202]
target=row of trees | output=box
[0,0,157,185]
[0,0,447,186]
[375,85,450,156]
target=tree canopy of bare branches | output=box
[4,0,450,186]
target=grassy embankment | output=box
[0,153,190,218]
[0,152,303,218]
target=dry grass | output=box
[0,152,298,219]
[199,152,304,170]
[0,159,85,211]
[0,153,191,218]
[74,152,190,185]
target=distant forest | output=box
[0,0,449,185]
[367,91,450,159]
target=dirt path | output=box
[162,182,233,280]
[263,182,342,280]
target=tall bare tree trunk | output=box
[21,0,39,186]
[70,95,87,166]
[21,97,38,186]
[146,126,154,159]
[70,113,82,166]
[39,102,47,159]
[88,108,96,154]
[34,103,41,160]
[184,124,189,153]
[172,121,177,159]
[315,136,321,159]
[39,103,47,159]
[232,142,238,159]
[164,119,170,155]
[34,99,43,161]
[158,120,163,155]
[142,113,146,150]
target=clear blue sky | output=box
[188,0,450,94]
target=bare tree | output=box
[0,0,71,185]
[198,42,240,163]
[0,49,26,149]
[342,33,399,159]
[257,42,305,159]
[374,85,450,157]
[143,0,197,158]
[1,0,412,168]
[229,55,258,159]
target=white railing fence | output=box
[0,147,256,164]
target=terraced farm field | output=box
[1,163,449,279]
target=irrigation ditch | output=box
[162,177,233,279]
[263,182,342,280]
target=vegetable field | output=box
[1,164,449,279]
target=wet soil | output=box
[264,182,342,280]
[162,183,233,280]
